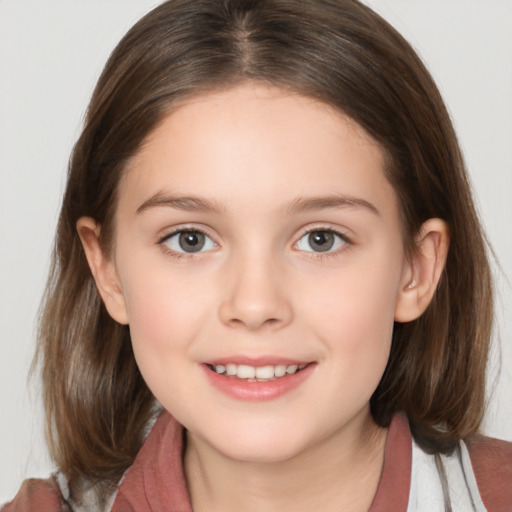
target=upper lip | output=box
[205,355,313,367]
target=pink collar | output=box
[113,412,411,511]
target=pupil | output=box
[309,231,334,252]
[179,232,205,253]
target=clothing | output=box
[3,412,512,512]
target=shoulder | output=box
[112,411,192,511]
[466,434,512,512]
[1,476,70,512]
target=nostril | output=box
[227,316,282,331]
[218,279,293,331]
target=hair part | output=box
[36,0,493,502]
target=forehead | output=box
[119,83,396,217]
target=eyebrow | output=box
[286,195,381,216]
[136,192,380,217]
[136,193,226,215]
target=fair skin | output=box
[78,83,449,512]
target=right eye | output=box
[161,230,217,254]
[295,229,348,253]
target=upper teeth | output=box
[212,363,307,380]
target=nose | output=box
[218,253,293,331]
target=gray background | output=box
[1,0,511,502]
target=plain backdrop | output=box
[1,0,511,503]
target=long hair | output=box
[36,0,493,501]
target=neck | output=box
[184,408,388,512]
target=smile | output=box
[207,363,308,381]
[202,360,316,401]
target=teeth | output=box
[274,365,287,377]
[255,365,274,379]
[226,363,237,376]
[237,365,255,379]
[210,362,307,380]
[286,364,298,374]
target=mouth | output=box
[202,359,316,401]
[206,362,310,382]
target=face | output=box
[102,84,412,462]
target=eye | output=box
[295,229,347,253]
[161,230,217,254]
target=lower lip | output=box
[202,364,316,401]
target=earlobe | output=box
[394,218,450,323]
[76,217,129,325]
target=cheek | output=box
[117,261,209,367]
[300,251,403,375]
[119,269,211,409]
[307,259,400,331]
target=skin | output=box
[78,83,449,512]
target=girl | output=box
[3,1,511,511]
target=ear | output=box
[76,217,129,325]
[394,218,450,323]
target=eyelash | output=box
[156,226,352,260]
[157,227,217,259]
[294,227,352,260]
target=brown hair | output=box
[37,0,493,502]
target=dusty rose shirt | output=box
[3,412,512,511]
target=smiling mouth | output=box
[206,362,310,382]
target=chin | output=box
[218,439,306,464]
[199,421,316,464]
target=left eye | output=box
[162,230,217,253]
[296,230,347,253]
